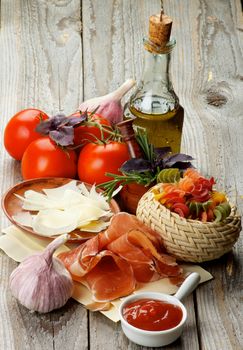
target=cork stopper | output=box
[148,7,172,48]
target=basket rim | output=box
[139,186,240,227]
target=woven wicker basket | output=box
[136,186,241,263]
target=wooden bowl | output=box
[2,177,120,242]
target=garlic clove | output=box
[79,79,136,124]
[9,234,74,313]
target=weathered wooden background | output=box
[0,0,242,349]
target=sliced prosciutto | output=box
[58,212,182,302]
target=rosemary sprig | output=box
[135,129,155,163]
[97,171,156,201]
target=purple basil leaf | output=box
[68,113,87,127]
[48,114,68,129]
[36,119,53,135]
[152,147,172,170]
[51,114,68,126]
[154,158,165,169]
[154,147,172,158]
[121,158,152,173]
[36,114,67,134]
[163,153,194,167]
[49,126,74,146]
[165,161,193,170]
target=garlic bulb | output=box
[9,234,73,313]
[79,79,136,125]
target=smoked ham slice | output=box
[58,212,182,302]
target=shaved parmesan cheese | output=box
[78,184,110,210]
[14,181,113,237]
[32,208,80,236]
[62,190,87,207]
[76,204,110,226]
[42,180,78,199]
[78,182,90,197]
[15,192,58,211]
[111,185,123,197]
[79,220,110,233]
[13,212,33,227]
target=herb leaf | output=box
[154,147,171,158]
[121,158,152,173]
[49,126,74,146]
[36,112,89,147]
[36,114,67,135]
[135,129,155,162]
[163,154,194,168]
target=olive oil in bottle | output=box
[125,6,183,153]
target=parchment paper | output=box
[0,226,213,322]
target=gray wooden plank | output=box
[168,0,243,349]
[198,251,243,350]
[82,0,158,99]
[0,0,87,349]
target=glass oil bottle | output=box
[125,7,184,153]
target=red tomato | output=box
[4,109,49,160]
[71,113,111,147]
[21,137,77,180]
[77,141,130,184]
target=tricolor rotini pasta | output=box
[153,169,230,222]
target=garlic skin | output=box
[79,79,136,125]
[9,234,74,313]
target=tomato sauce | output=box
[122,298,183,331]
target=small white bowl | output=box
[119,292,187,347]
[119,272,200,347]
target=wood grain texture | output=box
[0,1,87,349]
[81,0,159,99]
[167,1,243,349]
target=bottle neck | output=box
[142,49,171,88]
[141,37,176,89]
[127,37,179,118]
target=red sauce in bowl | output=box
[122,298,183,332]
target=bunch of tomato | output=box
[4,109,130,184]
